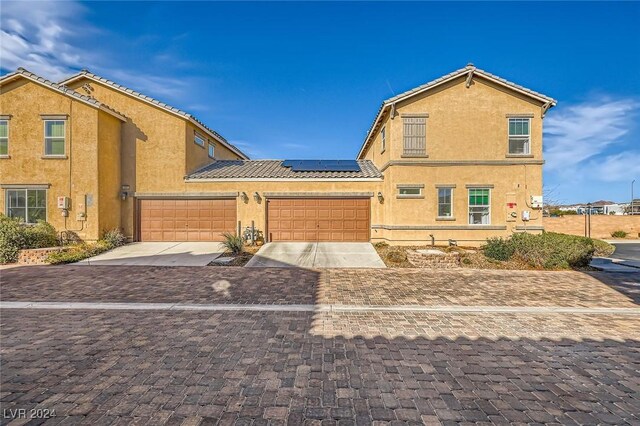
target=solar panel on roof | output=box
[281,159,361,172]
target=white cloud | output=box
[544,98,639,171]
[588,152,640,182]
[0,1,88,80]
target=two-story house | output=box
[0,64,554,246]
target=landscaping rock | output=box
[407,249,460,269]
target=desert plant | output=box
[374,241,389,248]
[23,220,59,249]
[386,249,407,263]
[102,228,127,248]
[592,239,615,257]
[511,232,595,269]
[221,232,244,255]
[482,237,514,261]
[611,230,628,238]
[0,215,26,263]
[47,241,111,264]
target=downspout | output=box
[64,98,85,234]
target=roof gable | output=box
[59,70,249,160]
[357,64,557,159]
[0,68,126,121]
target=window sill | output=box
[436,217,456,221]
[401,154,428,158]
[396,195,424,199]
[505,154,534,158]
[0,155,10,159]
[41,155,68,159]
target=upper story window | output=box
[508,118,530,155]
[6,189,47,223]
[402,116,427,156]
[468,188,491,225]
[208,143,215,159]
[194,133,205,147]
[380,127,386,153]
[0,120,8,156]
[438,187,453,218]
[44,120,66,156]
[397,184,424,199]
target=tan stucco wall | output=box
[544,215,640,239]
[97,110,122,234]
[185,122,242,175]
[0,79,105,240]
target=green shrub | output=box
[47,241,110,264]
[511,232,595,269]
[0,215,26,263]
[221,232,244,255]
[482,237,515,261]
[592,239,615,257]
[374,241,389,248]
[23,221,59,249]
[611,230,628,238]
[102,228,126,248]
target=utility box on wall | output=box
[57,196,70,209]
[531,195,543,209]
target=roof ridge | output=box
[59,69,248,159]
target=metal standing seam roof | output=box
[186,160,383,180]
[358,64,558,158]
[0,68,127,121]
[58,69,249,160]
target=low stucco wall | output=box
[544,216,640,239]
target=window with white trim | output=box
[508,118,530,154]
[194,133,205,147]
[397,186,423,198]
[0,120,8,155]
[6,189,47,223]
[44,120,65,156]
[468,188,490,225]
[403,116,426,156]
[208,143,215,158]
[380,127,386,153]
[438,188,453,218]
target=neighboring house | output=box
[1,64,555,246]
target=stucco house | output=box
[0,64,555,246]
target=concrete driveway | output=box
[245,242,386,268]
[76,242,225,266]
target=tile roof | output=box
[358,64,558,158]
[0,68,127,121]
[59,70,248,159]
[187,160,383,180]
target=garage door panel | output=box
[268,198,369,242]
[140,199,237,242]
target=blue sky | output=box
[1,1,639,204]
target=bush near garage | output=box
[47,228,127,264]
[482,232,613,270]
[0,215,60,263]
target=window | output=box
[380,127,386,153]
[44,120,65,156]
[438,188,453,218]
[397,186,423,198]
[208,143,215,158]
[6,189,47,223]
[508,118,530,154]
[468,188,490,225]
[0,120,8,156]
[194,133,205,147]
[403,116,426,156]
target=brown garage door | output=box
[267,198,370,242]
[139,199,236,241]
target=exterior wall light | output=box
[377,192,384,203]
[253,192,262,203]
[241,192,249,202]
[120,185,130,201]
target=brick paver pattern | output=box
[1,265,639,425]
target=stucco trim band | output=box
[505,113,535,118]
[1,183,51,189]
[379,159,544,172]
[515,226,544,231]
[263,192,374,198]
[371,224,507,231]
[397,184,425,188]
[40,114,69,120]
[435,184,457,188]
[134,192,239,199]
[0,115,12,120]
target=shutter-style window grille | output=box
[403,117,426,156]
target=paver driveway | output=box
[1,266,639,425]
